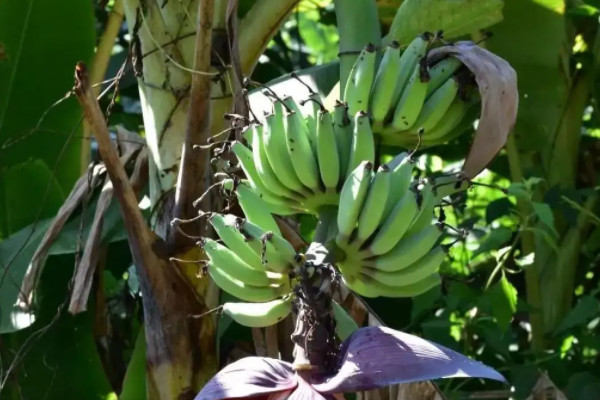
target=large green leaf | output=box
[0,253,114,399]
[0,0,95,236]
[384,0,504,45]
[487,0,569,163]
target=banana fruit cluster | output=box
[334,153,445,298]
[200,192,301,327]
[344,33,479,147]
[231,94,375,216]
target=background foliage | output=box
[0,0,599,399]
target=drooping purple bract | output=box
[194,327,506,400]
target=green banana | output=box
[426,56,462,97]
[240,219,296,274]
[262,103,306,193]
[411,77,458,135]
[333,102,353,186]
[390,61,430,131]
[332,300,359,340]
[316,109,341,190]
[336,161,373,243]
[364,224,442,272]
[209,213,266,272]
[405,183,436,237]
[365,190,419,256]
[346,273,440,298]
[234,183,281,234]
[421,98,469,145]
[344,43,377,117]
[355,165,391,244]
[250,124,301,199]
[283,95,318,155]
[370,41,402,131]
[347,111,375,178]
[203,238,284,287]
[362,246,445,287]
[222,295,293,327]
[207,261,288,302]
[382,153,414,218]
[231,142,303,211]
[390,34,430,108]
[284,110,321,191]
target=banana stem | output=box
[334,0,381,95]
[315,206,339,244]
[505,135,545,352]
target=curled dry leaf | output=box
[428,41,518,179]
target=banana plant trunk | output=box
[118,0,298,398]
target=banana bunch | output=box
[230,95,375,215]
[343,34,479,148]
[333,153,446,298]
[199,190,303,327]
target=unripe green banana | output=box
[390,34,430,107]
[390,61,430,131]
[250,124,301,199]
[284,110,321,191]
[405,183,436,237]
[316,109,341,190]
[332,300,359,340]
[209,213,267,272]
[363,246,445,286]
[231,142,303,211]
[346,273,440,298]
[344,43,377,117]
[411,77,459,135]
[262,103,306,193]
[382,153,414,218]
[208,262,288,303]
[421,98,469,145]
[234,183,281,234]
[365,190,419,256]
[336,161,373,243]
[347,111,375,178]
[284,95,318,154]
[355,165,391,244]
[203,238,284,286]
[333,102,353,185]
[222,295,293,327]
[426,56,462,97]
[370,41,402,132]
[364,224,442,272]
[240,219,296,274]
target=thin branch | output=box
[171,0,215,251]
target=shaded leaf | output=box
[472,227,512,258]
[554,296,600,335]
[531,201,557,235]
[428,42,518,178]
[484,275,518,331]
[194,357,297,400]
[385,0,503,45]
[486,197,516,224]
[312,326,506,393]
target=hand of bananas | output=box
[343,33,480,147]
[333,155,445,298]
[231,94,376,216]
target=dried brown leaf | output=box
[428,41,518,178]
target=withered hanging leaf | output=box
[428,41,518,179]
